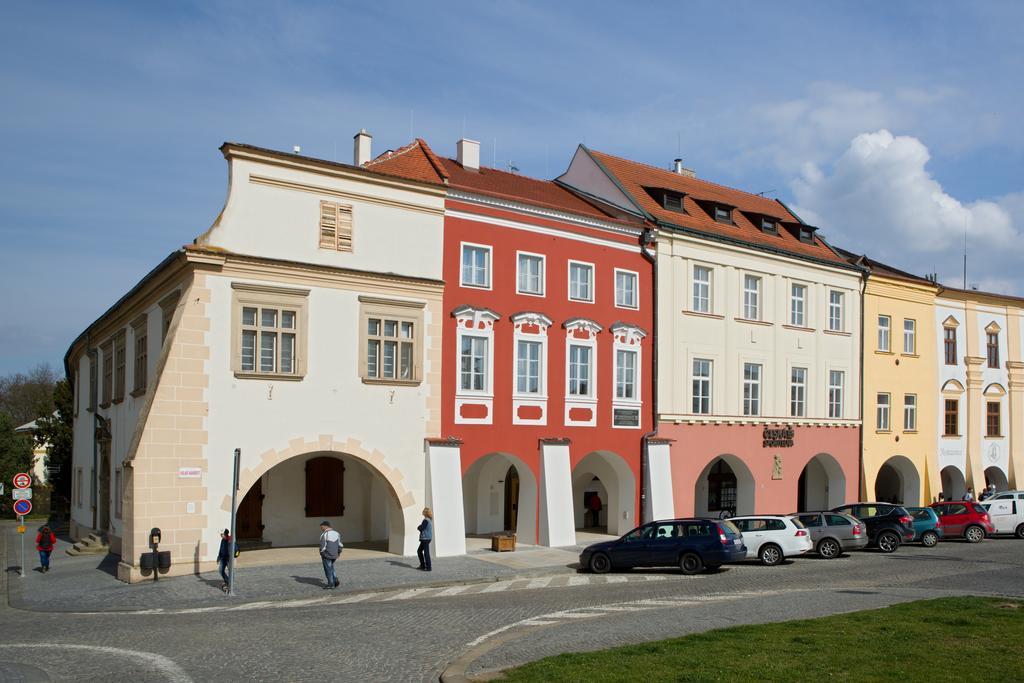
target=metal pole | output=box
[228,448,240,596]
[19,515,25,578]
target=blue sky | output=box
[2,1,1023,375]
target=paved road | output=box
[1,534,1022,682]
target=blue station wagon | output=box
[579,519,747,575]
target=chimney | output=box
[353,129,372,166]
[457,138,480,171]
[672,158,696,178]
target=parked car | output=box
[985,490,1024,503]
[929,501,995,542]
[978,497,1024,538]
[579,519,746,575]
[728,515,812,565]
[830,503,915,552]
[905,506,943,547]
[792,511,868,558]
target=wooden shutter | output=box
[305,456,345,517]
[319,201,353,252]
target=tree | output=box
[0,412,33,515]
[35,379,74,502]
[0,363,58,426]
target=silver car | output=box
[793,511,868,558]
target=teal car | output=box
[906,506,943,547]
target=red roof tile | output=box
[586,149,848,265]
[365,139,449,184]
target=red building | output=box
[370,138,652,546]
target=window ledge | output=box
[460,282,492,290]
[903,430,918,434]
[874,350,894,356]
[362,377,422,387]
[734,317,772,327]
[516,289,546,298]
[984,435,1004,440]
[513,393,549,400]
[823,329,851,337]
[566,396,598,404]
[614,303,640,311]
[234,372,304,382]
[781,324,815,332]
[941,434,961,439]
[683,310,724,320]
[875,429,892,434]
[568,298,595,305]
[901,353,919,359]
[130,387,146,398]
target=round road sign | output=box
[13,472,31,489]
[13,499,32,516]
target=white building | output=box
[67,135,452,581]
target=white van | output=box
[979,492,1024,538]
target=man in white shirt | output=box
[319,520,342,589]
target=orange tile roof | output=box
[585,149,849,265]
[367,139,642,227]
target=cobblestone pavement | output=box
[1,525,1022,682]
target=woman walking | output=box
[416,507,433,571]
[36,526,56,573]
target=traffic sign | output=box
[16,525,26,534]
[13,499,32,516]
[13,473,31,489]
[12,488,32,500]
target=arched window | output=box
[305,456,345,517]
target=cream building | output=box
[67,135,455,582]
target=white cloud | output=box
[792,131,1020,278]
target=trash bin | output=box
[491,532,516,552]
[140,552,155,570]
[157,550,171,571]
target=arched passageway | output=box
[797,453,846,511]
[985,466,1009,493]
[874,456,920,506]
[571,451,636,538]
[236,450,406,553]
[462,453,538,545]
[940,466,967,501]
[695,455,755,517]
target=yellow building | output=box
[852,255,940,506]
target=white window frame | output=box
[614,269,639,310]
[360,296,425,385]
[610,323,645,429]
[563,319,602,426]
[828,370,844,419]
[743,362,762,416]
[453,306,499,425]
[460,242,492,290]
[790,367,807,418]
[692,358,712,415]
[743,274,761,321]
[510,312,552,425]
[904,394,917,431]
[516,251,545,297]
[568,343,594,398]
[828,290,844,332]
[568,260,595,303]
[878,315,891,352]
[231,283,310,380]
[790,283,807,327]
[877,393,891,431]
[903,319,916,354]
[615,348,638,401]
[692,264,712,314]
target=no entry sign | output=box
[13,499,32,516]
[12,473,31,489]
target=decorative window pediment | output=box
[985,321,1002,334]
[510,311,553,334]
[452,305,501,331]
[609,322,647,346]
[942,315,960,329]
[984,383,1007,397]
[941,379,965,395]
[563,317,602,338]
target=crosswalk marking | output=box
[436,584,473,597]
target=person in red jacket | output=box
[36,526,56,573]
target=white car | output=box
[979,495,1024,538]
[728,515,813,565]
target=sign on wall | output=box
[762,427,794,449]
[177,467,203,479]
[613,408,640,428]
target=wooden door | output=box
[503,466,520,532]
[237,478,264,541]
[305,456,344,518]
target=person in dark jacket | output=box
[36,526,56,573]
[319,521,342,589]
[416,507,433,571]
[216,529,235,588]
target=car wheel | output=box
[589,552,612,574]
[759,543,783,566]
[1015,523,1024,540]
[817,538,841,559]
[965,525,985,543]
[921,530,939,548]
[877,531,900,553]
[679,552,704,575]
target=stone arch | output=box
[462,452,539,545]
[940,465,967,501]
[694,455,755,517]
[941,379,965,394]
[984,466,1009,492]
[571,451,637,537]
[874,455,920,506]
[797,453,846,510]
[221,434,416,555]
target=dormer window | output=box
[663,193,684,212]
[713,205,733,224]
[798,227,814,243]
[760,217,777,234]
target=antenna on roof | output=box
[507,160,519,174]
[756,189,776,197]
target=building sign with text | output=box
[762,426,794,448]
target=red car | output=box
[929,501,995,543]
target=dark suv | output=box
[830,503,915,553]
[579,519,746,575]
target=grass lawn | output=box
[501,597,1024,682]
